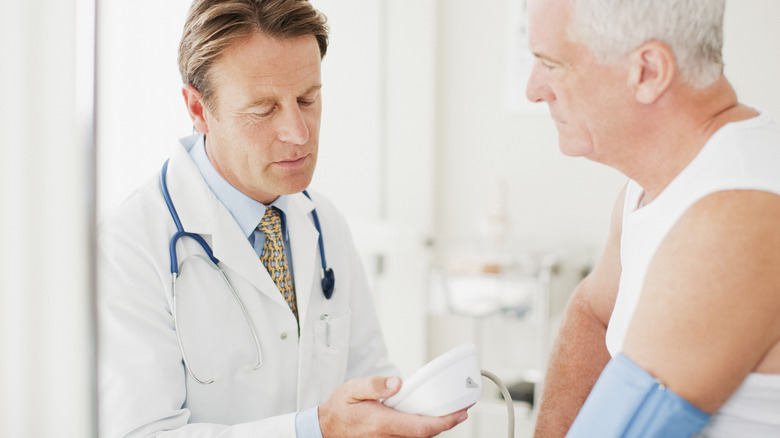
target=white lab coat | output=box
[98,136,397,437]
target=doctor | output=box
[97,0,468,437]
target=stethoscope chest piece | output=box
[322,267,335,299]
[302,189,335,300]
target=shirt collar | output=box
[189,134,292,238]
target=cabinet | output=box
[427,252,559,438]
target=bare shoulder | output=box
[652,190,780,306]
[623,189,780,412]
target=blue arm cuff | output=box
[295,406,324,438]
[567,353,711,438]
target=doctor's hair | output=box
[178,0,329,111]
[568,0,725,88]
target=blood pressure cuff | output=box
[566,353,711,437]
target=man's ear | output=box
[627,41,675,104]
[182,84,210,134]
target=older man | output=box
[526,0,780,436]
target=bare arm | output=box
[623,190,780,413]
[533,188,625,437]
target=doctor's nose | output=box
[276,106,310,145]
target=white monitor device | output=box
[383,343,483,416]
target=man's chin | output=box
[558,138,594,158]
[280,174,315,196]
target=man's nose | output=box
[277,106,309,145]
[525,61,554,104]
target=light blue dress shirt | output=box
[189,135,323,437]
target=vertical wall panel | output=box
[0,0,96,436]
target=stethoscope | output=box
[160,159,335,384]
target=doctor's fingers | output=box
[320,402,464,438]
[384,408,470,438]
[339,375,403,402]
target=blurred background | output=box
[2,0,778,436]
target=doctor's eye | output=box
[257,107,276,117]
[297,92,319,107]
[297,98,316,107]
[249,106,276,119]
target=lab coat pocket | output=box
[313,310,351,397]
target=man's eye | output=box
[298,93,318,106]
[252,107,275,118]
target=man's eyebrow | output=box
[301,84,323,96]
[242,96,275,110]
[531,51,558,63]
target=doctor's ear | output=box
[182,84,210,134]
[627,41,675,104]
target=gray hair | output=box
[568,0,725,88]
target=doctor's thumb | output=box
[362,375,402,401]
[383,376,402,397]
[342,375,402,402]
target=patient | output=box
[524,0,780,436]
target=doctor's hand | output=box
[319,375,469,438]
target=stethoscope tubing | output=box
[159,158,333,384]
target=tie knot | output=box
[258,207,282,238]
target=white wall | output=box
[0,0,96,436]
[723,0,780,119]
[312,0,384,223]
[96,0,193,219]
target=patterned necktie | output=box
[258,207,298,321]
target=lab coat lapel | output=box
[166,138,215,235]
[286,193,318,325]
[167,139,288,310]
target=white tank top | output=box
[605,112,780,436]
